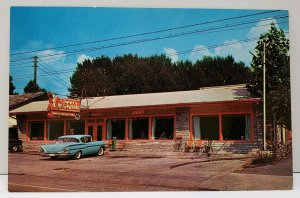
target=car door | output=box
[81,136,98,155]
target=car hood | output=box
[42,142,79,153]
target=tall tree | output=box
[194,56,250,87]
[248,23,291,129]
[69,54,249,97]
[24,80,47,94]
[9,75,17,95]
[69,56,115,97]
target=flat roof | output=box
[10,84,260,114]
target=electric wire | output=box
[39,61,71,85]
[9,15,288,64]
[12,36,263,81]
[10,10,282,57]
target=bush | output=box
[252,151,275,165]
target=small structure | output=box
[9,84,265,153]
[9,92,47,150]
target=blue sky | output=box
[9,7,289,96]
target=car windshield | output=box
[56,137,79,143]
[80,137,92,143]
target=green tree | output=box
[24,80,47,94]
[193,56,250,87]
[248,23,291,129]
[9,75,17,95]
[69,56,115,97]
[68,54,249,97]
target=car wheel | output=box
[97,147,104,156]
[74,151,82,160]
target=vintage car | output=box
[40,135,107,159]
[9,139,23,152]
[9,127,23,152]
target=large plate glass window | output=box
[128,117,149,139]
[67,120,85,135]
[222,114,251,140]
[29,121,44,140]
[47,120,64,140]
[106,119,125,140]
[152,117,174,140]
[193,116,219,140]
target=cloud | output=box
[247,18,278,39]
[163,47,178,63]
[189,17,286,66]
[189,45,212,63]
[77,54,93,63]
[214,40,255,65]
[37,49,66,63]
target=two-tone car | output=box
[40,135,107,160]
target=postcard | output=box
[8,7,292,191]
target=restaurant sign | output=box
[47,92,81,119]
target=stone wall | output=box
[175,107,190,139]
[253,103,263,150]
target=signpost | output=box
[47,92,81,119]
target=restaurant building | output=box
[9,84,264,153]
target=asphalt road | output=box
[8,152,293,192]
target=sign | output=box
[47,92,81,119]
[89,108,175,118]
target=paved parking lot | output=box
[8,151,292,191]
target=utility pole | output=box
[250,43,267,151]
[263,42,266,151]
[33,56,38,92]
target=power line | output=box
[10,15,288,64]
[39,61,71,85]
[14,69,74,80]
[168,37,259,57]
[12,36,263,81]
[10,65,34,69]
[38,65,70,88]
[10,10,282,57]
[39,65,70,87]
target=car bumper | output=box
[41,152,70,157]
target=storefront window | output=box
[29,121,44,140]
[193,116,219,140]
[67,120,85,135]
[222,115,251,140]
[152,117,174,140]
[88,126,94,138]
[47,120,64,140]
[128,118,149,139]
[106,119,125,140]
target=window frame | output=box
[151,116,175,140]
[106,118,126,140]
[28,121,45,141]
[47,120,64,141]
[222,114,252,141]
[191,112,254,142]
[128,117,149,140]
[192,115,220,141]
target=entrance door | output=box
[97,125,103,141]
[88,125,94,139]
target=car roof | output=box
[58,135,91,139]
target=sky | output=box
[9,7,289,96]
